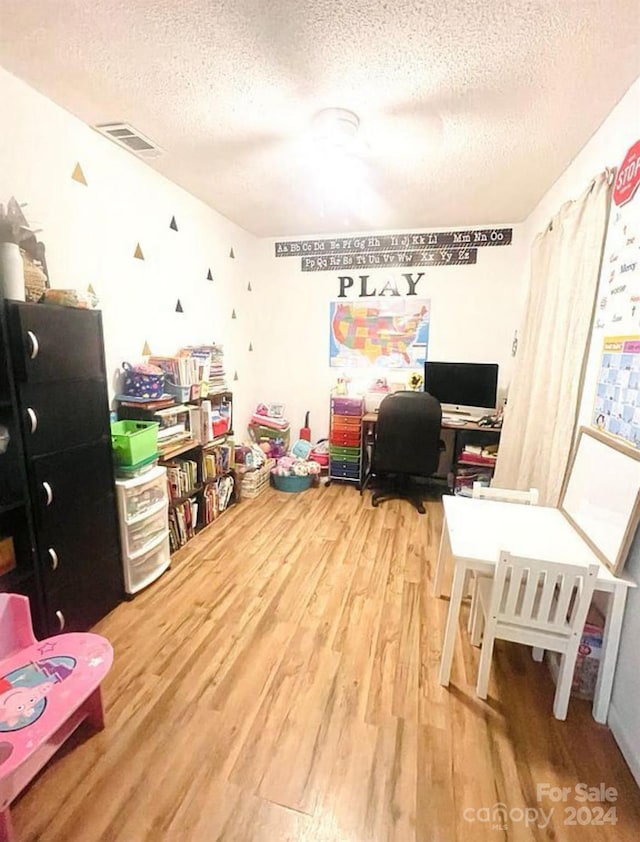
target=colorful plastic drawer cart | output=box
[328,396,363,485]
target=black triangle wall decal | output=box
[229,247,235,259]
[249,342,253,352]
[175,299,184,313]
[233,371,239,381]
[207,269,213,281]
[231,309,237,319]
[170,216,178,231]
[247,281,252,292]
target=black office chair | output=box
[370,391,443,514]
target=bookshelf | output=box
[450,427,501,495]
[116,392,237,553]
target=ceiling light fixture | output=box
[311,108,360,151]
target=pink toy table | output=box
[0,631,113,842]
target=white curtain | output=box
[493,172,612,506]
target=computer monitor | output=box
[424,361,499,416]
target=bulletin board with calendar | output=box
[589,139,640,448]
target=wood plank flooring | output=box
[12,483,640,841]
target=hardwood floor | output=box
[12,484,640,841]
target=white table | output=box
[436,495,635,723]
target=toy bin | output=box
[271,472,312,492]
[122,362,165,399]
[165,381,192,402]
[111,420,159,466]
[248,422,290,449]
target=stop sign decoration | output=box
[613,139,640,206]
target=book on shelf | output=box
[157,423,186,441]
[150,346,226,392]
[459,450,497,465]
[158,431,192,450]
[154,404,190,419]
[116,395,176,410]
[188,407,203,443]
[169,496,198,546]
[202,474,235,524]
[203,440,234,480]
[165,458,199,499]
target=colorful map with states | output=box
[329,299,430,368]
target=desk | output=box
[436,494,635,723]
[361,412,501,491]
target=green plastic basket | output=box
[110,420,159,466]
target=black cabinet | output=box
[8,303,105,383]
[0,304,43,634]
[19,380,110,456]
[4,300,123,634]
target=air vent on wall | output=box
[94,123,163,158]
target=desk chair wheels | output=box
[370,478,427,514]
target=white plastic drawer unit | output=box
[125,533,170,595]
[122,507,168,558]
[116,466,168,523]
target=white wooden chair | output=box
[433,484,539,599]
[466,484,540,633]
[472,552,599,720]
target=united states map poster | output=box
[329,299,430,368]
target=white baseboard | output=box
[608,703,640,788]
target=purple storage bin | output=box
[122,362,165,400]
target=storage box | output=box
[114,452,160,478]
[116,466,168,521]
[212,418,230,438]
[125,533,170,594]
[165,381,192,402]
[240,459,275,499]
[547,604,604,700]
[572,606,604,699]
[110,420,159,466]
[122,362,165,399]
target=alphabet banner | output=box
[329,298,430,368]
[275,228,512,272]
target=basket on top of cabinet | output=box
[328,396,364,486]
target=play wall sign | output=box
[337,272,424,298]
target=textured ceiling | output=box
[0,1,639,237]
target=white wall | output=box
[254,228,527,440]
[0,65,531,446]
[0,66,258,430]
[519,76,640,784]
